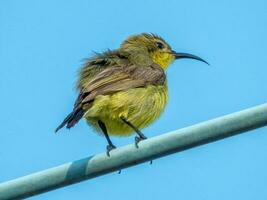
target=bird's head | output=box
[120,33,208,69]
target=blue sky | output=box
[1,0,267,199]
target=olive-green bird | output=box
[55,33,208,156]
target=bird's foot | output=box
[106,144,116,157]
[135,134,147,148]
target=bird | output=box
[55,33,208,156]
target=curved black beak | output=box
[172,50,209,65]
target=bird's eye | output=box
[156,42,164,49]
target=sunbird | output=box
[55,33,208,156]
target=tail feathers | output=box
[55,108,84,133]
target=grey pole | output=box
[1,103,267,200]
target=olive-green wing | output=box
[80,64,166,104]
[77,50,130,89]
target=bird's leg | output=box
[120,117,147,148]
[98,120,116,157]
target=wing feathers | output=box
[56,63,165,131]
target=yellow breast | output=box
[84,84,168,136]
